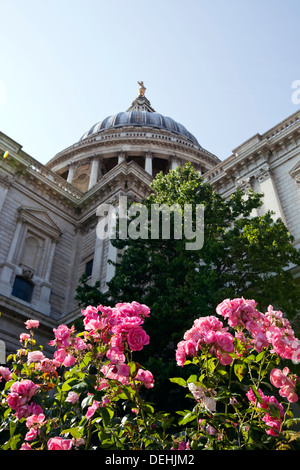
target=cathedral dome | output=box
[46,84,220,192]
[79,110,200,146]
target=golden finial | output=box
[137,81,146,97]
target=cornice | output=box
[205,109,300,187]
[46,128,219,170]
[0,294,57,330]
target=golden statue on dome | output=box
[138,81,146,96]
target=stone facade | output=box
[0,92,299,358]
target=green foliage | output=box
[75,274,109,308]
[101,164,300,407]
[1,296,300,450]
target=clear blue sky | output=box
[1,0,300,163]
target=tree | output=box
[76,164,300,409]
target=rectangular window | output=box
[85,259,93,278]
[12,276,34,303]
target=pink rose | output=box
[101,362,130,385]
[54,349,75,367]
[126,327,150,351]
[215,331,234,352]
[52,324,72,348]
[37,358,57,373]
[25,319,39,329]
[279,385,298,403]
[270,368,298,402]
[184,339,197,357]
[202,330,217,344]
[252,331,269,353]
[115,302,138,317]
[263,414,281,436]
[270,368,289,388]
[0,366,12,382]
[20,333,30,342]
[63,353,76,367]
[25,428,37,441]
[7,392,21,410]
[86,400,100,420]
[136,369,155,389]
[184,326,201,342]
[215,349,233,366]
[175,341,187,367]
[11,379,38,399]
[20,442,32,450]
[27,351,45,363]
[194,316,223,332]
[106,347,125,363]
[26,413,45,428]
[119,316,144,331]
[66,391,79,404]
[27,403,43,416]
[47,437,73,450]
[206,425,217,435]
[131,301,150,317]
[73,337,86,350]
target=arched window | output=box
[11,276,34,303]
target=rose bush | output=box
[171,297,300,450]
[0,297,300,450]
[0,301,167,450]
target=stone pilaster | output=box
[254,163,286,222]
[145,151,153,176]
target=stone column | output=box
[255,164,286,222]
[171,157,180,171]
[118,151,126,164]
[67,163,75,184]
[145,152,153,176]
[88,157,99,190]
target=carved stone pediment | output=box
[289,161,300,186]
[17,207,62,239]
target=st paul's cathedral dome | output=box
[46,83,220,192]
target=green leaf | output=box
[256,351,265,362]
[187,374,198,384]
[81,395,94,409]
[234,362,247,382]
[178,412,197,426]
[250,385,263,404]
[101,407,114,427]
[71,382,87,394]
[61,378,79,392]
[268,404,281,419]
[61,426,84,438]
[9,420,16,438]
[169,377,187,387]
[8,435,22,450]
